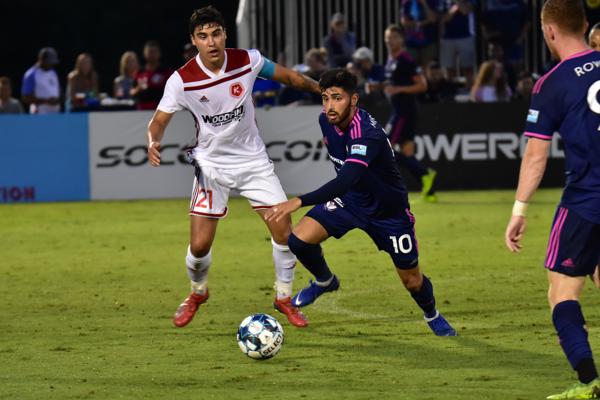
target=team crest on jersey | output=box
[230,82,245,97]
[527,109,539,123]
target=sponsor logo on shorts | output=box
[202,105,245,127]
[560,258,575,268]
[350,144,367,156]
[527,109,539,123]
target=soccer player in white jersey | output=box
[147,6,320,328]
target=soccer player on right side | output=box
[504,0,600,398]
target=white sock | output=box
[272,238,296,299]
[186,246,211,295]
[316,275,334,287]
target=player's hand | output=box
[148,141,161,167]
[264,198,302,223]
[505,215,526,252]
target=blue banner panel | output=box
[0,114,89,202]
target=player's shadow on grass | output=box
[295,323,563,375]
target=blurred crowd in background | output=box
[1,2,599,116]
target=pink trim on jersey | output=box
[533,49,595,94]
[345,158,368,167]
[184,67,252,91]
[334,125,344,136]
[524,131,552,140]
[545,207,568,268]
[350,113,362,139]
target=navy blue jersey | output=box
[385,51,420,115]
[319,108,409,218]
[524,49,600,223]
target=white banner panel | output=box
[89,107,334,200]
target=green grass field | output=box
[2,189,600,400]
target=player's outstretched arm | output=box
[271,64,321,94]
[147,110,174,167]
[265,162,367,223]
[504,138,551,252]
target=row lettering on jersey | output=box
[574,59,600,77]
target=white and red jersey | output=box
[157,48,268,169]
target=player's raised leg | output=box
[173,215,218,327]
[257,208,309,328]
[289,215,340,308]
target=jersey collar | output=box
[195,51,228,79]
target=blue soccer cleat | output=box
[425,311,457,336]
[291,275,340,307]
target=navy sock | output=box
[410,275,437,319]
[552,300,598,383]
[288,233,333,282]
[395,152,428,179]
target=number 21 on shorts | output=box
[195,189,213,209]
[389,235,413,254]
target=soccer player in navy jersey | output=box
[504,0,600,397]
[265,69,456,336]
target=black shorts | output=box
[306,197,419,269]
[386,113,416,145]
[544,206,600,276]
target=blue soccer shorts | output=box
[544,205,600,277]
[305,197,419,269]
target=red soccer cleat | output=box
[273,297,309,328]
[172,290,209,327]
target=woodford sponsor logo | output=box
[201,105,245,126]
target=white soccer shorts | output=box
[189,161,287,218]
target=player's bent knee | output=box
[189,241,211,258]
[287,232,316,256]
[397,268,423,292]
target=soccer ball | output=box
[236,313,284,359]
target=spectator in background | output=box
[589,23,600,50]
[419,60,458,103]
[113,51,140,99]
[66,53,99,111]
[0,77,24,114]
[323,13,357,68]
[439,0,476,83]
[279,48,327,105]
[133,41,171,110]
[183,43,197,62]
[512,71,535,101]
[384,24,437,202]
[347,46,388,121]
[470,60,512,102]
[487,39,517,92]
[22,47,61,114]
[482,0,530,68]
[401,0,441,68]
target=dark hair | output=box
[144,40,160,49]
[542,0,586,35]
[189,6,225,35]
[319,68,357,94]
[385,23,405,37]
[0,76,11,86]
